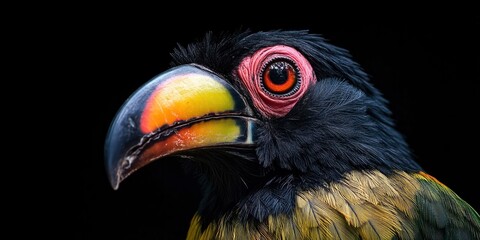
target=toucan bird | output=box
[105,30,480,239]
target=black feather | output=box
[170,30,423,224]
[257,78,421,183]
[170,30,251,77]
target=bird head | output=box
[105,30,421,222]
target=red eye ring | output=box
[237,45,316,118]
[261,59,300,96]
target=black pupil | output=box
[268,62,292,85]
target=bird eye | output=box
[237,45,316,118]
[261,60,300,96]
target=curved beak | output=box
[105,65,257,189]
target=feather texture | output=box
[414,172,480,240]
[187,170,419,239]
[106,30,480,239]
[187,170,480,239]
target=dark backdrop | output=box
[87,17,479,239]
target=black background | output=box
[87,16,479,239]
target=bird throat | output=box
[191,159,301,228]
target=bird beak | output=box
[105,65,257,190]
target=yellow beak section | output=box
[105,65,256,189]
[141,73,237,133]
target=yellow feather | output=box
[298,170,418,239]
[296,191,359,239]
[270,214,301,239]
[202,223,217,240]
[394,211,416,239]
[296,192,328,237]
[358,219,395,240]
[385,172,419,218]
[187,170,421,239]
[186,214,203,240]
[336,182,363,204]
[255,223,274,240]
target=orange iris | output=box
[262,61,297,94]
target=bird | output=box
[104,30,480,239]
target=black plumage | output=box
[170,30,421,224]
[105,30,480,239]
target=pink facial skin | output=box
[237,45,316,118]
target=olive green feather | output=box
[187,170,480,239]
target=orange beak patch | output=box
[105,65,257,189]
